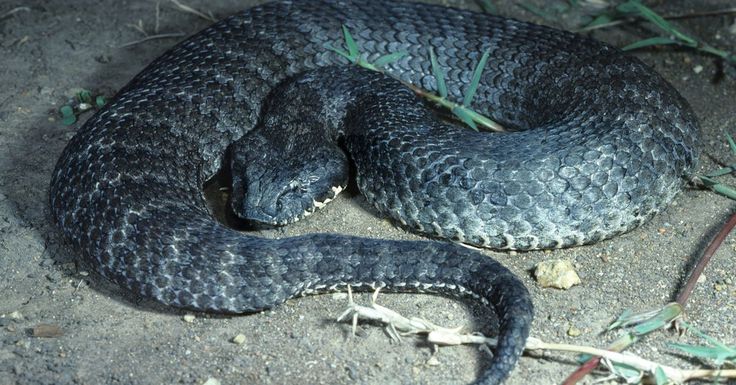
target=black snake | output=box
[49,1,699,383]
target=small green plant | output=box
[670,321,736,367]
[584,1,736,63]
[328,25,504,132]
[58,89,106,125]
[328,25,408,72]
[698,134,736,200]
[60,105,76,125]
[510,0,736,65]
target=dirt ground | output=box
[1,0,735,384]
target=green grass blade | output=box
[463,49,490,107]
[607,303,681,333]
[584,12,617,29]
[680,321,736,353]
[654,367,668,385]
[608,362,642,382]
[669,343,736,365]
[727,134,736,155]
[429,47,448,99]
[700,176,736,200]
[476,0,497,14]
[95,95,106,108]
[705,165,736,178]
[617,1,697,46]
[622,36,678,51]
[373,51,407,68]
[342,25,359,60]
[326,43,352,61]
[452,106,478,131]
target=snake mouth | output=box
[241,185,346,227]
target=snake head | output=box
[229,132,349,226]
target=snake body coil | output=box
[49,1,699,383]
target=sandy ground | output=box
[1,0,735,384]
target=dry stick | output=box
[170,0,216,22]
[118,33,186,48]
[562,210,736,385]
[155,1,161,34]
[0,6,30,19]
[676,210,736,305]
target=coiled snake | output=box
[49,1,699,383]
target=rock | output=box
[231,334,246,345]
[32,323,64,338]
[534,259,581,289]
[567,324,582,337]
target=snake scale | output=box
[49,1,699,383]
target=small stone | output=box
[231,334,246,345]
[9,311,23,320]
[697,274,707,283]
[693,65,703,74]
[715,283,727,292]
[32,324,64,338]
[567,325,583,337]
[534,259,581,289]
[332,292,348,300]
[425,356,441,366]
[346,363,359,380]
[202,378,221,385]
[657,228,667,235]
[183,314,196,323]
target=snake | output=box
[48,1,700,384]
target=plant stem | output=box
[676,211,736,305]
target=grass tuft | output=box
[330,25,504,132]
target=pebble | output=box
[332,292,348,300]
[534,259,581,289]
[567,324,582,337]
[8,311,23,320]
[425,356,440,366]
[32,323,64,338]
[183,314,196,323]
[231,334,246,345]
